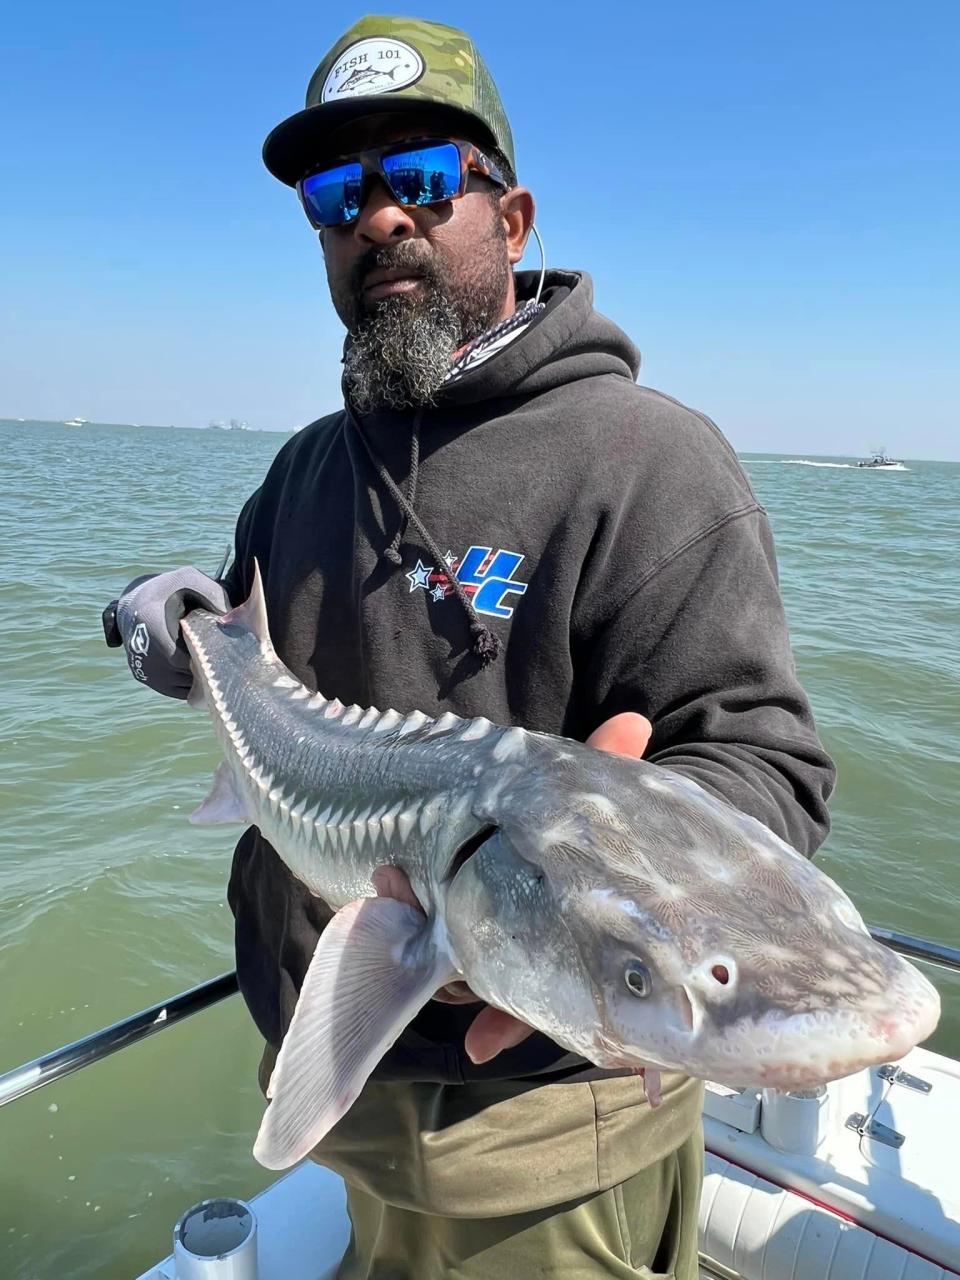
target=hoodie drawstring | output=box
[349,407,503,667]
[382,408,421,566]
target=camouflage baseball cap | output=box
[262,15,516,187]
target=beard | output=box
[336,219,510,414]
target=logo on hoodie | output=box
[406,547,528,619]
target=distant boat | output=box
[857,449,905,470]
[63,417,89,427]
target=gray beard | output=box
[343,287,466,414]
[340,231,510,414]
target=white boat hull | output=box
[138,1046,960,1279]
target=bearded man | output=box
[106,15,834,1279]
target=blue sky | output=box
[2,1,958,458]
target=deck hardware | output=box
[845,1112,905,1148]
[878,1063,932,1094]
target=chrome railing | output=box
[867,928,960,973]
[0,971,238,1109]
[1,928,957,1110]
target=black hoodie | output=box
[223,269,835,1085]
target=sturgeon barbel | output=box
[181,565,940,1169]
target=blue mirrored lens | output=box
[300,162,363,228]
[382,142,461,207]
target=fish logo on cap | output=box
[262,16,516,187]
[322,38,425,102]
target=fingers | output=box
[464,1005,535,1064]
[371,868,480,1004]
[586,711,652,760]
[433,980,483,1005]
[371,865,424,914]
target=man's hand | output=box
[372,710,653,1065]
[105,567,230,699]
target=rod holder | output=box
[760,1085,830,1155]
[174,1198,258,1279]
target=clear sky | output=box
[2,1,958,458]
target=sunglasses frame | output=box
[296,137,509,230]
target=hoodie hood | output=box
[342,269,641,410]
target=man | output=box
[106,15,834,1278]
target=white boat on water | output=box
[858,450,907,470]
[63,416,89,427]
[1,929,956,1280]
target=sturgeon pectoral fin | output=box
[188,762,249,825]
[253,897,456,1170]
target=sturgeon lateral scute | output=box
[179,563,941,1170]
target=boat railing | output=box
[0,928,957,1111]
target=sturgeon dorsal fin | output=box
[218,558,275,656]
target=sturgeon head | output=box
[445,743,941,1092]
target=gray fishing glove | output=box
[103,567,231,699]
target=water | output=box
[2,420,958,1278]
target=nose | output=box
[352,175,417,246]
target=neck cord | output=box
[445,298,544,381]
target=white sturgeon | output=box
[180,564,940,1170]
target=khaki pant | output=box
[259,1047,703,1279]
[336,1125,702,1279]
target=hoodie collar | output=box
[341,269,640,413]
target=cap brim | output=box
[262,98,500,186]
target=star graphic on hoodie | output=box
[406,559,433,593]
[430,584,446,602]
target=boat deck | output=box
[136,1046,960,1280]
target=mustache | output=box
[349,242,439,297]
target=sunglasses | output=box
[297,138,508,230]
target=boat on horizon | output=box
[63,417,89,427]
[858,448,906,470]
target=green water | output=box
[2,421,958,1279]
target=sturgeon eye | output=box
[624,961,651,998]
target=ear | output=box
[500,187,536,266]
